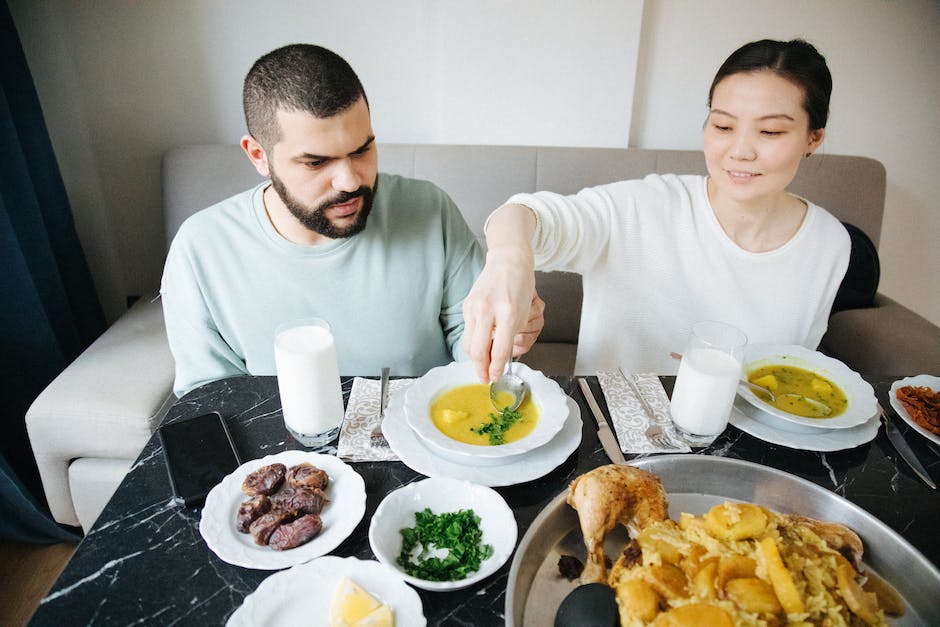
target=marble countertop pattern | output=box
[30,376,940,626]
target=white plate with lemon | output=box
[226,555,425,626]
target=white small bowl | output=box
[738,344,876,430]
[368,477,517,591]
[403,361,568,466]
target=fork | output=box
[618,367,683,451]
[370,367,390,447]
[645,424,679,451]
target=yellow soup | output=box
[430,384,539,446]
[747,365,848,418]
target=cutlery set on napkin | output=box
[591,370,692,455]
[337,376,415,462]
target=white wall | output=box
[8,0,642,321]
[9,0,940,329]
[632,0,940,329]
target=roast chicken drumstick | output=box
[566,464,669,583]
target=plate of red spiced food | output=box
[890,374,940,446]
[199,450,366,570]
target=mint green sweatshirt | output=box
[161,174,483,397]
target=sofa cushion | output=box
[520,342,577,377]
[162,145,263,247]
[788,154,886,247]
[822,294,940,376]
[69,458,133,532]
[535,270,582,344]
[26,297,175,525]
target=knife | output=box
[578,378,626,465]
[880,402,936,490]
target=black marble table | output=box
[31,376,939,626]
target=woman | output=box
[463,39,850,382]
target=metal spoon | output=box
[741,380,780,401]
[774,393,832,417]
[746,384,832,417]
[668,351,832,416]
[490,358,527,412]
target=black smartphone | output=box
[157,411,242,507]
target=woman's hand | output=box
[462,203,538,382]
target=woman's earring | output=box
[804,152,812,158]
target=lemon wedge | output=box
[354,604,394,626]
[329,576,395,626]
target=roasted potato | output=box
[724,577,784,614]
[616,578,661,623]
[704,502,768,540]
[757,536,804,614]
[650,603,734,627]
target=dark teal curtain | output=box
[1,1,104,541]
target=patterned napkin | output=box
[597,371,692,453]
[337,377,415,462]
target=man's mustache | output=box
[322,186,370,209]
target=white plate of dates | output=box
[199,451,366,570]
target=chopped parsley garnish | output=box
[471,407,523,445]
[396,508,494,581]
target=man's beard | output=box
[269,172,376,239]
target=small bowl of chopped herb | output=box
[403,361,569,466]
[368,477,518,591]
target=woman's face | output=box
[703,71,824,207]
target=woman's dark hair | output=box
[708,39,832,130]
[243,44,368,150]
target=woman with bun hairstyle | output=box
[463,39,850,382]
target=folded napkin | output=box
[337,377,415,462]
[597,371,692,453]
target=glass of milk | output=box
[274,318,345,447]
[669,321,747,437]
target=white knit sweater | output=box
[508,174,850,375]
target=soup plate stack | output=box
[731,344,879,449]
[381,361,581,485]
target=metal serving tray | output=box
[505,455,939,626]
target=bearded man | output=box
[161,44,542,397]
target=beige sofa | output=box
[26,144,940,532]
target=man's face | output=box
[265,98,379,239]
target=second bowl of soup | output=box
[738,345,876,430]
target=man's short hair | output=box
[243,44,367,150]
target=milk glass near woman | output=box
[462,39,850,383]
[670,321,747,437]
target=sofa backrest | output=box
[162,144,886,350]
[163,144,886,248]
[162,145,264,249]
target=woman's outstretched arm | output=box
[462,203,539,382]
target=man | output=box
[161,44,542,397]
